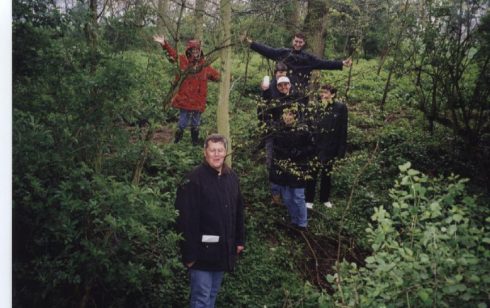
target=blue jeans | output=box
[178,109,202,130]
[189,269,224,308]
[271,183,307,227]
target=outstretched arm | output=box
[153,34,177,60]
[153,34,165,45]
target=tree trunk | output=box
[218,0,232,166]
[194,0,205,41]
[285,0,301,35]
[303,0,329,92]
[85,0,101,171]
[157,0,169,33]
[380,65,393,113]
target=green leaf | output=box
[407,169,420,176]
[417,289,431,303]
[365,256,376,264]
[399,162,411,172]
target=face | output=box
[292,36,305,51]
[191,48,201,59]
[204,141,227,172]
[275,70,287,79]
[320,89,335,101]
[282,111,296,126]
[277,82,291,95]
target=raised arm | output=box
[153,34,177,60]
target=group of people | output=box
[250,33,350,231]
[158,32,350,307]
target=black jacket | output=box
[258,90,302,130]
[269,124,315,188]
[250,42,343,94]
[175,163,245,271]
[308,100,348,162]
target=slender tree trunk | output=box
[380,65,393,113]
[428,78,437,134]
[194,0,205,41]
[285,0,301,35]
[303,0,330,93]
[157,0,169,33]
[243,48,251,85]
[218,0,232,166]
[85,0,102,172]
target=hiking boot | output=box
[191,128,200,146]
[174,128,184,143]
[294,224,308,232]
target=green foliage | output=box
[14,165,186,307]
[327,163,490,307]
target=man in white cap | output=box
[258,75,304,206]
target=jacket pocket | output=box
[198,242,223,261]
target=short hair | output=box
[204,134,228,150]
[320,84,337,95]
[294,32,306,41]
[274,62,288,73]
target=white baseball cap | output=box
[277,76,290,84]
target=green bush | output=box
[327,162,490,307]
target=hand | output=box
[342,57,352,67]
[153,34,165,45]
[186,261,195,268]
[236,245,244,254]
[260,82,270,91]
[239,33,252,45]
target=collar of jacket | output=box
[202,161,231,175]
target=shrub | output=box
[327,162,490,307]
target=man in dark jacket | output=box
[175,134,245,307]
[258,76,302,205]
[244,32,351,103]
[260,62,291,101]
[305,84,348,209]
[270,107,314,230]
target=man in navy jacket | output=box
[244,32,352,103]
[305,84,348,209]
[175,134,245,308]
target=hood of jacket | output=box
[185,40,204,62]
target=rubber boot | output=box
[174,128,184,143]
[191,128,200,146]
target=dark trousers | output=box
[305,162,332,203]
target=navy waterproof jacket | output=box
[175,163,245,272]
[250,42,344,94]
[308,100,348,162]
[269,124,315,188]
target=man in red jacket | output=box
[154,35,220,145]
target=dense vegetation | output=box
[13,0,489,307]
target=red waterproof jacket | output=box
[162,40,220,112]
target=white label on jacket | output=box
[202,235,219,243]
